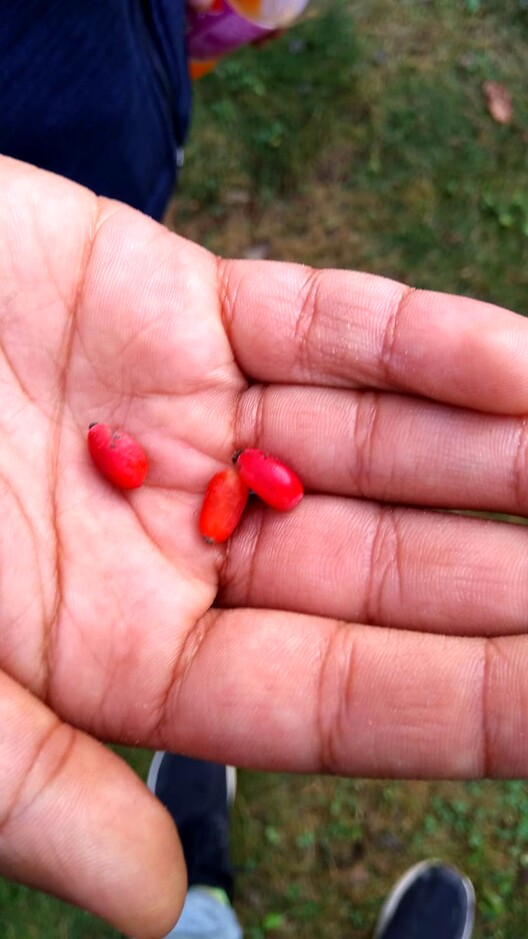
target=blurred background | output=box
[172,0,528,315]
[2,0,528,936]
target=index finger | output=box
[220,261,528,413]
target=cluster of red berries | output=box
[199,449,304,543]
[87,424,304,544]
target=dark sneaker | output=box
[373,860,475,939]
[147,752,237,901]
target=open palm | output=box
[2,156,528,938]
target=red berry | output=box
[199,468,249,544]
[234,448,304,511]
[87,423,148,490]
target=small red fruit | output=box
[87,423,148,490]
[234,448,304,511]
[199,468,249,543]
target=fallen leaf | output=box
[483,80,513,125]
[243,242,270,260]
[225,188,250,206]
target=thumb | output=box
[0,670,186,938]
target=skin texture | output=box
[1,154,528,934]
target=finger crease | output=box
[379,285,416,385]
[352,391,383,498]
[151,611,223,745]
[316,622,356,775]
[216,257,238,346]
[43,196,103,710]
[512,417,528,508]
[294,268,324,377]
[364,507,403,627]
[0,722,76,835]
[481,636,497,778]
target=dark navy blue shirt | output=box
[0,0,192,220]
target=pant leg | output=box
[0,0,191,219]
[165,887,243,939]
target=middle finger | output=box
[234,384,528,515]
[221,498,528,637]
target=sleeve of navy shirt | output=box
[0,0,192,221]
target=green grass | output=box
[232,775,528,939]
[171,0,528,313]
[4,769,528,938]
[3,1,528,936]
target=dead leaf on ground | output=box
[483,80,513,125]
[243,242,270,260]
[225,188,251,207]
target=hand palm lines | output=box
[3,159,528,938]
[1,200,241,730]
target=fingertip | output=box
[75,748,188,938]
[118,786,188,939]
[0,672,187,939]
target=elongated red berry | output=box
[234,448,303,511]
[87,423,148,489]
[199,468,249,544]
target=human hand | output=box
[1,156,528,937]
